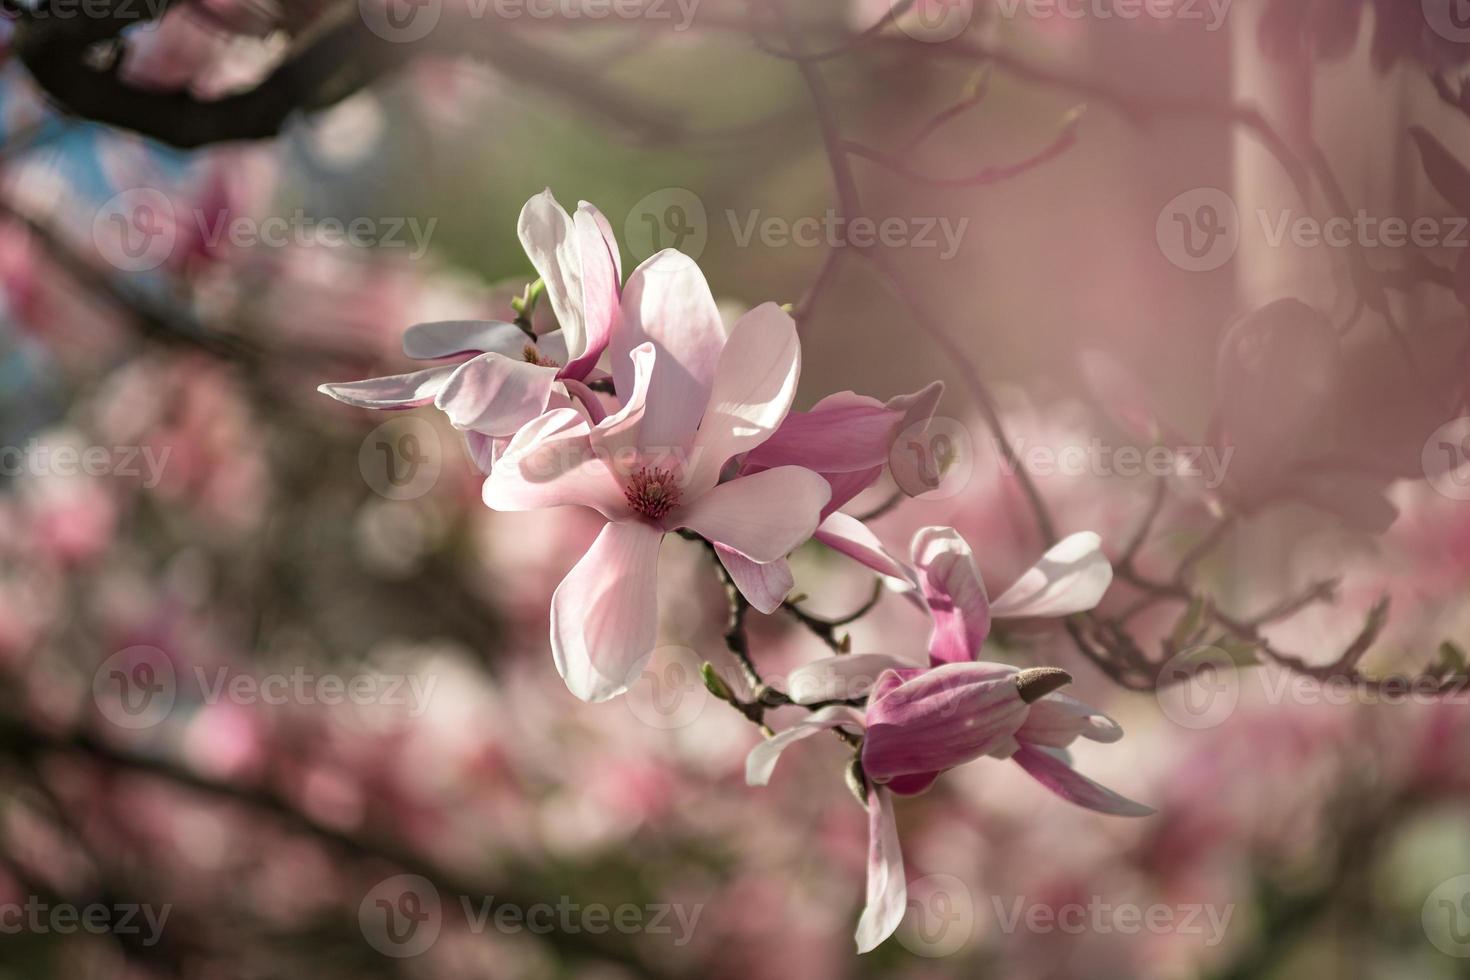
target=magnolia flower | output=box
[748,664,1150,952]
[747,525,1143,951]
[483,251,831,702]
[318,190,621,469]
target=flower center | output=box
[523,343,560,368]
[624,466,682,522]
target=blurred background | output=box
[0,0,1469,976]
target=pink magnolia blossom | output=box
[483,250,831,701]
[746,526,1144,952]
[318,190,621,468]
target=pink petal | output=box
[685,303,801,496]
[462,431,504,475]
[715,545,793,615]
[1011,744,1154,817]
[990,532,1113,619]
[821,466,885,518]
[590,342,655,464]
[786,654,912,705]
[561,203,622,380]
[862,661,1028,783]
[855,785,905,954]
[550,520,664,702]
[519,190,589,357]
[482,409,630,520]
[318,365,456,409]
[744,705,866,786]
[612,250,726,451]
[911,527,991,666]
[814,513,911,581]
[433,354,559,437]
[743,392,898,472]
[1017,693,1124,748]
[673,466,830,563]
[402,320,528,360]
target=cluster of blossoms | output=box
[321,191,1152,951]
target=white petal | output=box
[990,532,1113,619]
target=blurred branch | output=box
[0,713,670,974]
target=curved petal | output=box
[715,546,793,615]
[885,770,941,797]
[318,364,456,410]
[673,466,830,563]
[747,381,944,474]
[402,320,528,360]
[612,250,726,451]
[911,527,991,666]
[519,189,587,357]
[1011,744,1154,817]
[590,342,655,467]
[536,329,570,366]
[560,203,622,380]
[785,653,912,705]
[744,705,865,786]
[855,785,905,954]
[550,520,664,702]
[685,302,801,496]
[482,409,630,520]
[862,661,1028,783]
[433,354,559,436]
[990,532,1114,619]
[1017,693,1124,748]
[814,513,912,582]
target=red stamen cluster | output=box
[624,466,681,522]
